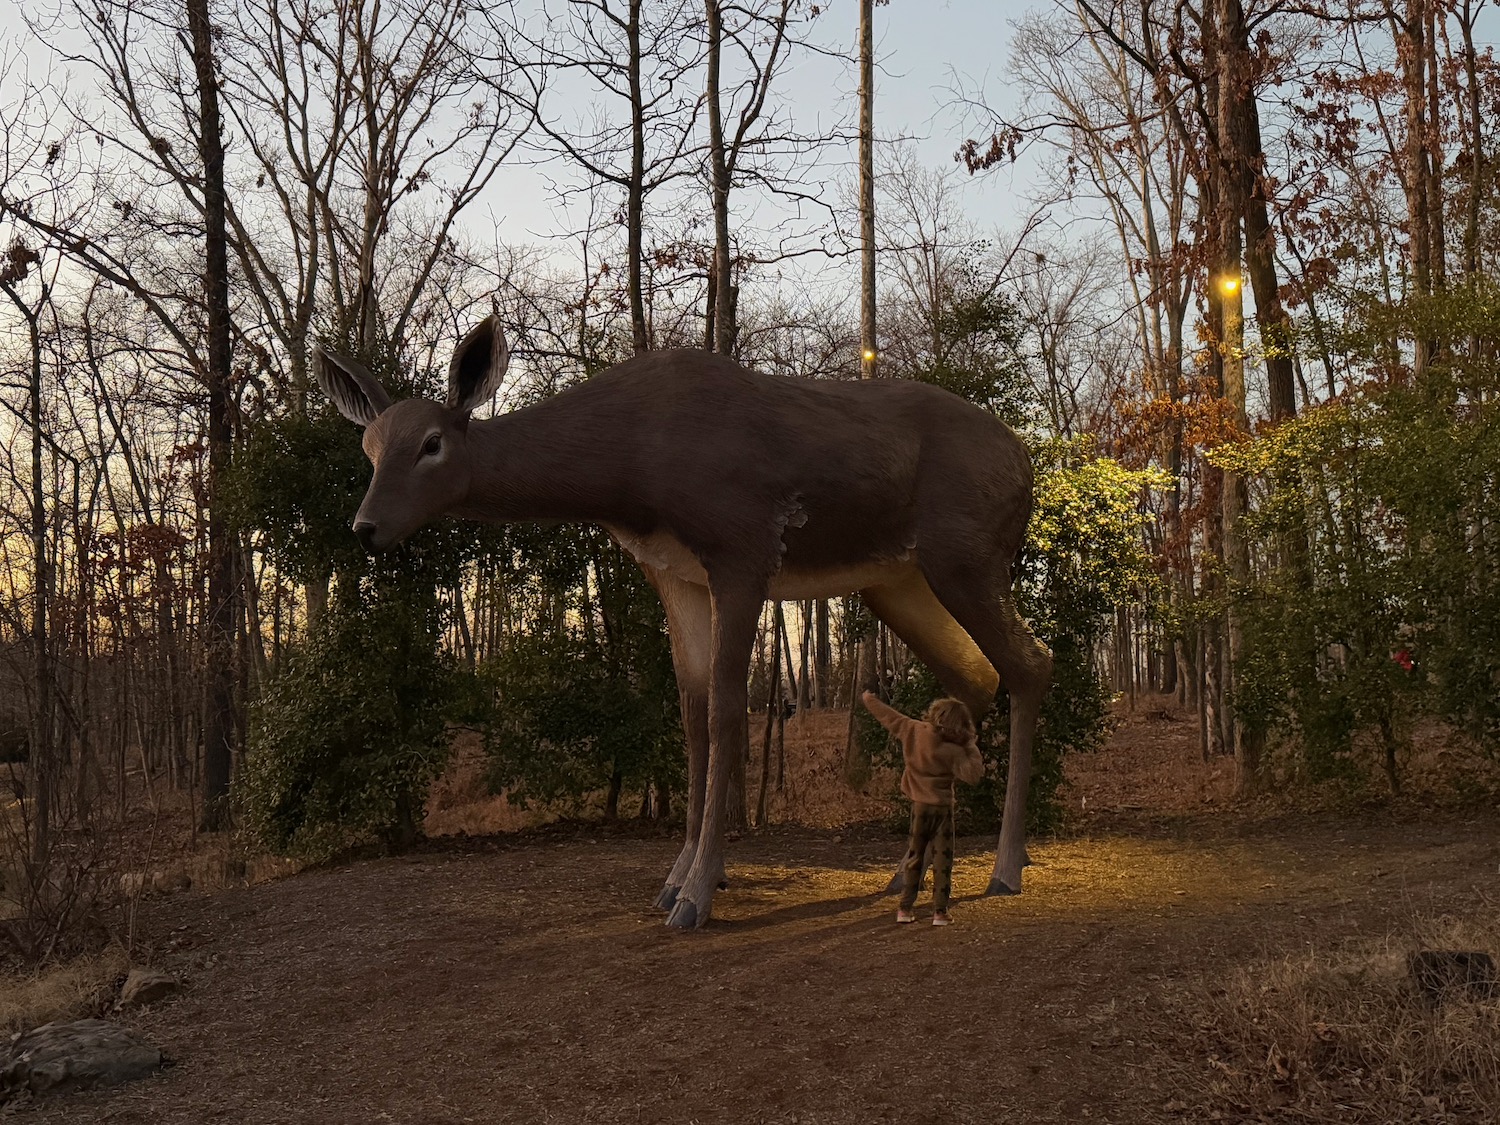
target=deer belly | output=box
[606,526,710,584]
[606,525,916,597]
[767,559,917,599]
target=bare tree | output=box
[186,0,237,829]
[702,0,800,355]
[0,238,56,862]
[858,0,877,378]
[509,0,705,354]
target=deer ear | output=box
[446,315,511,415]
[312,346,393,427]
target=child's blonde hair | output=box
[923,697,976,745]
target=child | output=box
[862,690,983,926]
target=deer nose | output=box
[353,521,378,553]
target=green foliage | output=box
[1023,437,1170,635]
[905,265,1033,428]
[861,437,1164,832]
[224,406,372,583]
[232,335,490,854]
[480,524,684,811]
[240,576,467,860]
[1216,287,1500,785]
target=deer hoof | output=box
[984,877,1021,897]
[654,884,681,911]
[665,898,701,930]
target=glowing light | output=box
[862,349,876,362]
[1218,274,1241,296]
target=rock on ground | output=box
[1,1019,162,1103]
[118,967,181,1009]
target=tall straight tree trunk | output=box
[626,0,648,353]
[850,0,880,793]
[704,0,734,355]
[757,606,782,826]
[797,601,812,713]
[1242,96,1296,422]
[858,0,876,378]
[1162,303,1186,697]
[776,602,797,705]
[842,636,871,787]
[1394,0,1436,364]
[814,599,831,708]
[22,294,50,863]
[189,0,238,830]
[1422,1,1445,292]
[1214,0,1256,785]
[1459,0,1485,286]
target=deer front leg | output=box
[656,685,708,910]
[666,577,762,930]
[642,570,712,911]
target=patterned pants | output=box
[899,802,955,912]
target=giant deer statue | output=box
[313,316,1053,929]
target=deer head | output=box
[311,315,510,553]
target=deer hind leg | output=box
[666,571,765,930]
[918,558,1053,897]
[642,569,712,911]
[863,570,1000,894]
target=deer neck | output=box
[453,397,630,525]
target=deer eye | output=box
[421,434,442,457]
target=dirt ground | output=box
[8,706,1500,1124]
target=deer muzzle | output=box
[352,521,380,554]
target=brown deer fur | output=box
[313,315,1053,928]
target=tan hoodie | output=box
[862,692,984,807]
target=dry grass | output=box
[423,712,900,839]
[423,730,550,836]
[0,943,127,1035]
[746,709,901,827]
[1167,908,1500,1123]
[1063,699,1237,819]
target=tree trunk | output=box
[188,0,238,830]
[797,601,812,713]
[604,768,623,821]
[1202,467,1227,759]
[814,599,831,708]
[1242,168,1296,420]
[1422,1,1445,293]
[757,606,782,826]
[627,0,648,353]
[1216,0,1256,785]
[23,296,51,864]
[776,602,797,706]
[858,0,877,377]
[1235,49,1296,421]
[1394,0,1436,367]
[1459,0,1484,287]
[842,638,870,787]
[704,0,735,356]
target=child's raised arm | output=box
[860,691,916,741]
